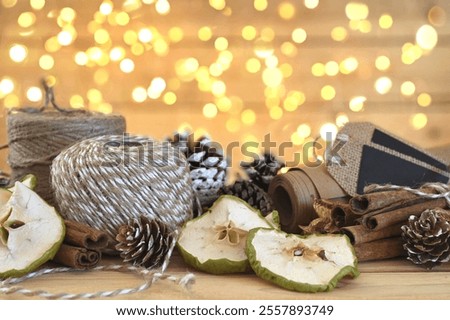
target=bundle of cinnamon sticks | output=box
[308,184,449,262]
[52,220,109,269]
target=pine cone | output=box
[115,216,174,269]
[167,132,227,209]
[220,179,273,216]
[401,208,450,269]
[241,152,285,191]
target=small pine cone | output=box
[220,180,273,216]
[115,216,174,269]
[401,208,450,270]
[241,152,285,191]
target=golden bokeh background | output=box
[0,0,449,169]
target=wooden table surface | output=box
[2,252,450,300]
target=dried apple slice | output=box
[246,228,359,292]
[177,195,272,274]
[0,182,65,278]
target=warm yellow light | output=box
[281,42,297,57]
[375,55,390,71]
[321,85,336,100]
[0,78,14,95]
[331,26,348,42]
[44,37,60,53]
[9,44,28,63]
[123,30,137,45]
[261,27,275,42]
[283,96,299,112]
[226,118,241,132]
[86,47,102,61]
[375,77,392,95]
[3,94,20,109]
[379,14,393,29]
[254,38,274,58]
[163,92,177,105]
[292,28,307,44]
[57,30,73,46]
[325,61,339,76]
[109,47,125,61]
[74,51,88,65]
[401,81,415,97]
[115,12,130,25]
[218,50,233,67]
[340,56,359,74]
[87,89,103,103]
[168,27,184,42]
[264,56,278,69]
[214,37,228,51]
[138,28,153,43]
[39,54,54,70]
[254,0,268,11]
[311,62,325,77]
[198,26,213,41]
[96,102,112,114]
[345,2,369,20]
[69,95,84,109]
[209,0,226,10]
[211,80,226,97]
[203,103,218,118]
[304,0,319,9]
[416,24,438,50]
[242,25,257,41]
[280,63,293,78]
[216,96,232,112]
[18,12,36,28]
[336,113,349,127]
[278,1,295,20]
[120,58,135,73]
[30,0,45,10]
[246,58,261,73]
[99,1,113,15]
[26,86,42,102]
[290,132,304,146]
[320,123,338,141]
[241,109,256,125]
[269,106,283,120]
[150,77,167,93]
[60,7,76,22]
[297,123,311,138]
[262,68,283,87]
[349,96,366,112]
[94,28,110,44]
[132,87,147,103]
[417,93,432,107]
[155,0,170,15]
[209,63,223,77]
[410,113,428,130]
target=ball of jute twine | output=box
[5,81,126,203]
[51,134,194,244]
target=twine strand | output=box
[364,182,450,207]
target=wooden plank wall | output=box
[0,0,449,171]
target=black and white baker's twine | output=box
[0,230,196,299]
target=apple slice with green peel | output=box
[177,195,272,274]
[246,228,359,292]
[1,174,37,209]
[0,182,65,278]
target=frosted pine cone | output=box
[116,216,174,269]
[401,208,450,269]
[241,152,285,191]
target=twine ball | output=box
[51,134,194,242]
[7,111,125,203]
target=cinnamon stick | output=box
[342,223,403,245]
[64,220,109,250]
[353,237,405,262]
[362,198,447,230]
[53,244,101,269]
[331,203,359,227]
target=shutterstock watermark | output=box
[100,133,346,168]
